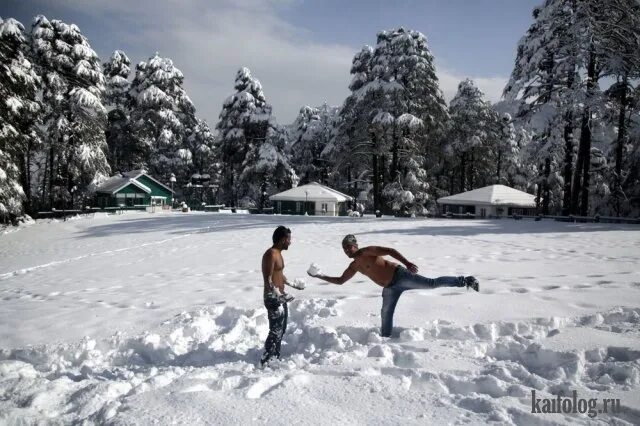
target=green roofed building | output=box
[95,170,174,208]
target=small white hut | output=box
[436,184,536,218]
[270,182,353,216]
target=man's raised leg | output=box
[395,269,479,292]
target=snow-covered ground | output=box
[1,212,639,424]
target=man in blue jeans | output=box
[308,234,479,337]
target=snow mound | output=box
[1,304,639,424]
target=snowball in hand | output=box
[292,278,306,290]
[307,263,322,276]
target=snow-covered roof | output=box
[436,185,536,207]
[125,169,174,193]
[96,175,151,194]
[96,170,173,195]
[270,182,353,202]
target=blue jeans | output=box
[380,266,464,337]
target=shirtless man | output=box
[260,226,304,367]
[308,234,479,337]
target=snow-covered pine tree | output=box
[381,155,430,215]
[129,53,196,182]
[587,147,610,215]
[513,126,536,192]
[447,79,495,193]
[186,119,216,179]
[594,0,640,216]
[504,1,580,215]
[185,118,220,203]
[240,125,297,210]
[289,103,340,184]
[332,45,374,204]
[371,28,447,214]
[103,50,131,173]
[30,16,110,209]
[496,113,522,187]
[624,104,640,216]
[336,28,447,214]
[505,0,631,216]
[215,67,274,207]
[0,17,41,221]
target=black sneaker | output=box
[464,276,479,292]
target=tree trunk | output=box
[391,126,398,181]
[380,154,386,188]
[496,149,502,184]
[372,153,379,212]
[562,112,574,215]
[19,148,31,215]
[460,152,466,193]
[571,114,586,215]
[536,164,543,214]
[41,153,48,210]
[48,147,54,209]
[614,76,628,217]
[469,151,475,189]
[449,170,454,195]
[579,47,597,216]
[543,158,551,215]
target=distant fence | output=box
[528,214,640,224]
[438,212,640,224]
[35,206,147,219]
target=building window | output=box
[321,203,328,214]
[296,202,301,212]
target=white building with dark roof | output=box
[436,184,536,218]
[269,182,353,216]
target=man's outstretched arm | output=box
[310,263,357,285]
[357,246,418,273]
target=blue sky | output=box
[1,0,540,124]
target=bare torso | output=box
[263,248,285,295]
[352,254,398,287]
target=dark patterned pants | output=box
[260,292,288,366]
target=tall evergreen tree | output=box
[289,103,339,184]
[129,53,196,182]
[0,17,41,221]
[331,45,374,203]
[447,79,494,193]
[495,113,522,187]
[504,1,581,215]
[595,0,640,216]
[186,119,216,177]
[336,28,447,213]
[103,50,131,173]
[214,67,273,206]
[30,16,109,209]
[241,125,297,210]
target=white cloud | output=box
[62,0,353,124]
[45,0,508,123]
[437,68,508,104]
